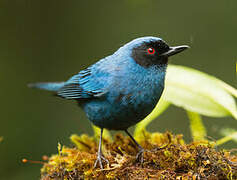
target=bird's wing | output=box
[57,68,107,99]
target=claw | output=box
[94,153,109,169]
[124,129,147,165]
[135,147,144,164]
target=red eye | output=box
[147,47,155,55]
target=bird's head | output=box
[119,36,189,68]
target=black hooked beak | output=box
[161,45,189,57]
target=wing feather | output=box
[57,68,106,99]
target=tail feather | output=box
[28,82,65,92]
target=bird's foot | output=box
[135,147,145,164]
[94,153,109,169]
[135,147,152,164]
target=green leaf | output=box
[134,97,170,140]
[187,111,206,141]
[164,65,237,119]
[216,128,237,146]
[215,80,237,98]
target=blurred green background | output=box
[0,0,236,179]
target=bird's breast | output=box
[103,66,166,127]
[83,64,167,130]
[111,65,166,106]
[111,73,165,114]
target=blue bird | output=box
[29,36,189,168]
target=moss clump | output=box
[41,131,237,179]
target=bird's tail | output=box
[28,82,65,92]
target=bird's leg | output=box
[94,128,109,169]
[125,129,145,164]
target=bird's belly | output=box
[82,87,163,130]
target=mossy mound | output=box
[41,132,237,179]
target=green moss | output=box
[41,131,237,179]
